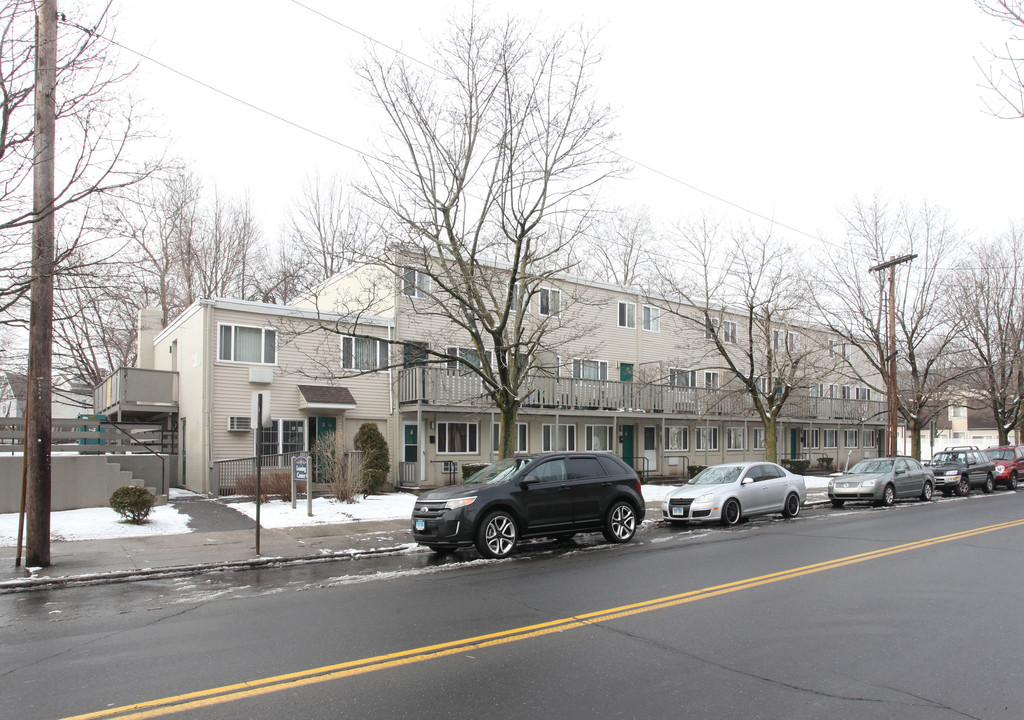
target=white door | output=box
[643,426,657,473]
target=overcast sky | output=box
[106,0,1022,253]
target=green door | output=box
[790,428,799,460]
[619,363,633,382]
[621,425,635,468]
[404,423,418,463]
[315,417,337,483]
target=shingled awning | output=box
[297,385,357,411]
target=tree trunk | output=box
[764,418,778,464]
[495,397,520,460]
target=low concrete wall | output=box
[0,455,162,513]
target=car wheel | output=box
[782,492,801,518]
[830,499,845,508]
[1010,472,1019,490]
[877,484,896,507]
[602,501,637,543]
[720,498,741,527]
[956,476,970,497]
[475,511,518,559]
[983,474,994,494]
[919,482,933,502]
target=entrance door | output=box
[619,363,634,409]
[620,425,635,468]
[790,428,799,461]
[403,422,418,462]
[314,416,337,482]
[180,417,186,488]
[643,425,657,474]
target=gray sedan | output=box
[827,457,934,508]
[662,462,806,527]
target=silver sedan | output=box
[827,457,934,507]
[662,462,806,527]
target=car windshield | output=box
[690,465,743,485]
[848,459,894,474]
[463,457,535,485]
[987,450,1013,461]
[931,452,965,465]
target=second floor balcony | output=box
[397,367,886,424]
[94,367,179,420]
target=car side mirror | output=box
[741,477,753,485]
[520,476,539,488]
[895,469,905,475]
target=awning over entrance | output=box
[297,385,357,412]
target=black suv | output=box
[928,446,997,496]
[411,452,646,558]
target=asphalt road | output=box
[4,490,1024,720]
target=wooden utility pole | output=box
[869,253,917,458]
[23,0,58,568]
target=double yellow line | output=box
[63,518,1024,720]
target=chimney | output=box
[136,308,164,369]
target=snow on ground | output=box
[0,504,192,545]
[228,493,419,528]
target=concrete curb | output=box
[0,543,415,594]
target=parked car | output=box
[827,457,934,507]
[984,445,1024,490]
[410,452,646,558]
[927,446,996,496]
[661,462,805,527]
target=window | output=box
[642,305,660,332]
[809,383,824,398]
[585,425,614,451]
[538,287,560,317]
[665,426,689,451]
[802,428,820,448]
[572,359,608,380]
[492,422,528,454]
[864,429,877,448]
[827,384,838,398]
[722,320,737,344]
[542,424,576,452]
[844,429,859,448]
[510,283,525,313]
[403,341,428,368]
[841,385,852,400]
[773,329,799,353]
[219,324,276,364]
[824,429,838,449]
[618,302,636,329]
[402,267,430,298]
[696,426,719,451]
[757,376,770,395]
[258,418,306,456]
[669,368,696,388]
[952,431,966,440]
[704,371,720,390]
[952,406,967,419]
[437,422,478,454]
[787,331,800,352]
[446,346,492,372]
[855,386,872,401]
[726,427,744,451]
[752,428,766,450]
[704,317,719,340]
[342,336,389,371]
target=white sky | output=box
[100,0,1022,252]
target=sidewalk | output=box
[0,498,418,593]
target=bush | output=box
[462,463,488,480]
[236,470,294,503]
[314,431,362,503]
[782,459,811,475]
[109,485,155,524]
[816,456,834,471]
[688,465,707,480]
[353,422,391,496]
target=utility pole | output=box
[22,0,58,568]
[869,253,917,458]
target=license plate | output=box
[671,507,686,517]
[415,520,425,531]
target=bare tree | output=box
[654,216,826,463]
[814,197,968,459]
[0,1,155,313]
[976,1,1024,118]
[950,226,1024,444]
[577,205,656,286]
[332,9,620,458]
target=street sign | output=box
[292,455,310,513]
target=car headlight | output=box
[945,470,958,477]
[996,465,1006,474]
[860,479,875,488]
[828,479,835,488]
[444,497,476,510]
[694,493,715,504]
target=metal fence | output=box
[211,450,366,497]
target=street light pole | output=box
[869,253,917,457]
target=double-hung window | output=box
[572,359,608,380]
[844,429,859,448]
[666,426,689,451]
[823,429,838,449]
[341,336,389,371]
[437,422,478,454]
[722,321,737,344]
[696,426,719,451]
[704,371,720,390]
[219,324,276,364]
[642,305,660,332]
[726,427,744,451]
[752,428,766,450]
[618,302,636,329]
[585,425,614,451]
[670,368,696,388]
[542,424,576,452]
